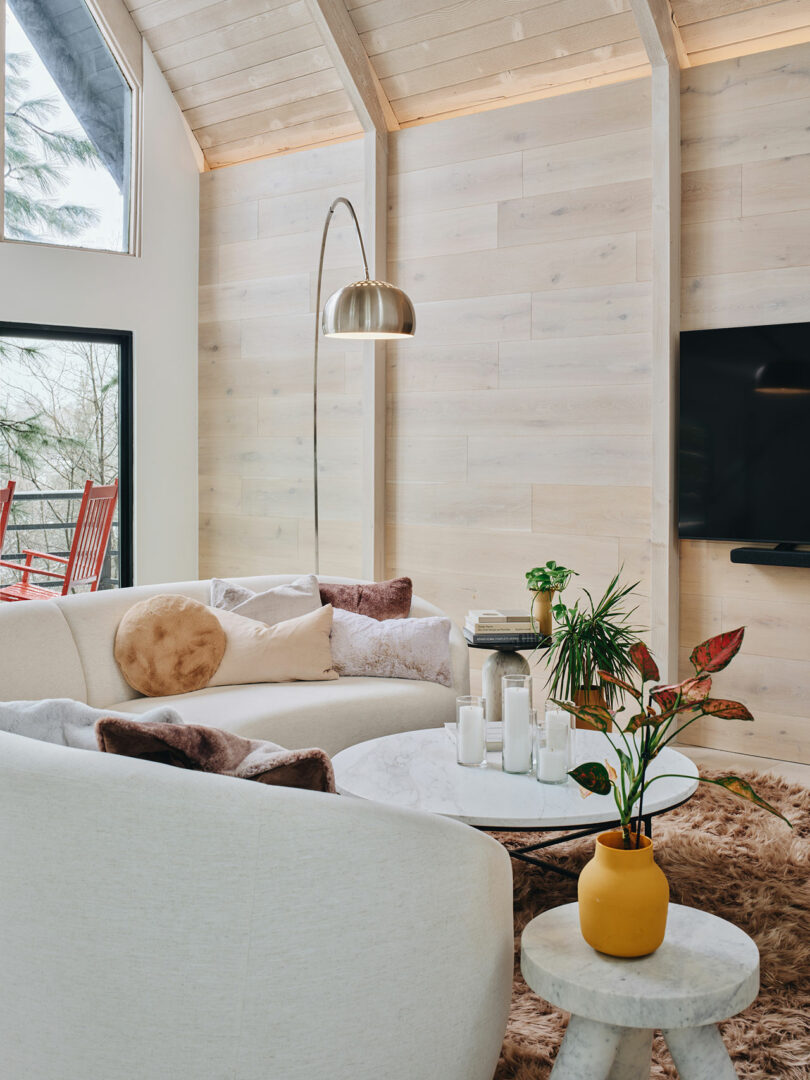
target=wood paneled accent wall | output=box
[198,138,367,579]
[677,42,810,764]
[199,40,810,762]
[384,79,654,700]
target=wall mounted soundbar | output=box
[730,544,810,568]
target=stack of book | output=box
[463,609,543,648]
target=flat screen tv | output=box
[679,322,810,545]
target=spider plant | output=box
[545,572,640,710]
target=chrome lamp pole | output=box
[311,196,415,573]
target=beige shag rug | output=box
[494,770,810,1080]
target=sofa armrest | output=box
[408,595,470,695]
[0,732,513,1080]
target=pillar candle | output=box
[503,686,532,773]
[457,704,485,765]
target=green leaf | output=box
[616,747,633,773]
[570,762,613,796]
[703,775,792,826]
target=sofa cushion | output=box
[331,609,453,686]
[0,601,87,703]
[319,577,412,620]
[115,595,227,697]
[209,605,337,687]
[0,699,183,751]
[107,677,457,757]
[55,580,212,707]
[210,574,321,626]
[96,717,335,792]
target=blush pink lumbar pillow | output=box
[319,577,412,620]
[96,718,335,792]
[208,604,337,687]
[330,608,453,686]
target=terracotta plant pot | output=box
[578,830,669,957]
[573,686,612,731]
[530,589,555,636]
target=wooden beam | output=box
[305,0,395,579]
[630,0,682,682]
[630,0,691,69]
[303,0,398,134]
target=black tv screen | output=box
[679,323,810,544]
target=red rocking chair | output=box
[0,480,15,553]
[0,479,118,602]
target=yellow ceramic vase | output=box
[578,830,669,957]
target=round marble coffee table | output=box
[521,903,759,1079]
[333,729,698,878]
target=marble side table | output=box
[521,903,759,1079]
[466,638,549,726]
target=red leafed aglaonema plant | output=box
[552,627,792,848]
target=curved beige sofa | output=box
[0,581,514,1080]
[0,575,470,755]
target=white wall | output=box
[0,46,200,585]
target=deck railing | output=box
[3,489,119,590]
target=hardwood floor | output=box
[678,743,810,787]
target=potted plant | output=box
[544,572,639,730]
[555,627,791,958]
[525,560,576,636]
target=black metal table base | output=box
[486,814,654,880]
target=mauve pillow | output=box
[210,574,321,626]
[96,718,335,792]
[319,577,412,620]
[330,608,452,686]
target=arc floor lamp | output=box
[311,196,415,572]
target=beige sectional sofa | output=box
[0,577,515,1080]
[0,574,470,754]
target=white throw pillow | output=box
[330,609,453,686]
[0,699,183,752]
[208,605,338,687]
[210,574,321,626]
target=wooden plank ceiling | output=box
[123,0,810,167]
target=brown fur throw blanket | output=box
[96,718,335,793]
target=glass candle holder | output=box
[456,695,486,767]
[502,674,532,774]
[536,708,572,785]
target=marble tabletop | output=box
[332,728,699,829]
[521,903,760,1029]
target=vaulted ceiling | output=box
[122,0,810,168]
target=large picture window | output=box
[2,0,135,253]
[0,322,133,589]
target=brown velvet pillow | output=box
[114,595,227,697]
[96,718,335,793]
[319,577,413,621]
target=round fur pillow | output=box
[114,595,227,697]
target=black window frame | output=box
[0,321,133,588]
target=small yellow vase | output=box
[578,830,669,957]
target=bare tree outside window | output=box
[0,335,125,590]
